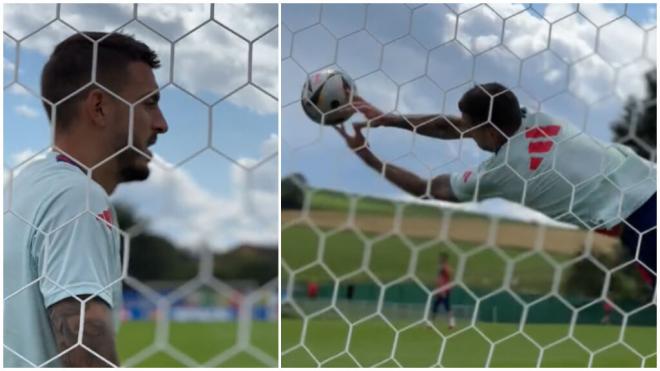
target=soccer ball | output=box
[301,69,356,125]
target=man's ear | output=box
[83,88,108,127]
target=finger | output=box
[341,104,357,114]
[353,94,369,105]
[352,97,369,109]
[351,101,366,113]
[353,123,366,138]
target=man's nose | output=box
[154,112,168,134]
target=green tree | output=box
[282,173,307,209]
[611,69,656,161]
[213,245,278,286]
[114,203,197,282]
[114,203,277,285]
[562,247,650,309]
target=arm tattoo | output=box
[47,297,119,367]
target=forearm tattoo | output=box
[47,298,119,367]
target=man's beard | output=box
[117,148,150,182]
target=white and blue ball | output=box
[301,69,356,125]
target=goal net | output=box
[4,3,278,367]
[281,3,656,367]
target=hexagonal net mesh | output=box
[281,3,656,367]
[4,3,277,367]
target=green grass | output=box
[117,321,277,367]
[308,189,464,219]
[287,187,574,295]
[283,225,568,295]
[282,318,657,367]
[284,188,656,367]
[307,188,522,223]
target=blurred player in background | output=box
[4,32,167,367]
[335,83,656,291]
[430,253,455,329]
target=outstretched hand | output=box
[352,95,384,121]
[334,123,369,153]
[350,95,392,130]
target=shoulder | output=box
[52,175,109,208]
[31,163,110,229]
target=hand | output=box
[334,123,369,153]
[352,95,385,123]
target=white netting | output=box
[4,3,277,367]
[282,3,656,367]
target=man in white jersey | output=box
[4,32,168,367]
[335,83,656,287]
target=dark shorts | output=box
[621,193,656,284]
[432,292,451,312]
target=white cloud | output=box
[3,3,58,40]
[4,58,15,73]
[15,104,40,119]
[450,4,652,103]
[4,3,278,115]
[5,84,31,97]
[112,137,278,251]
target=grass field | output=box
[282,318,656,367]
[307,189,483,219]
[117,321,277,367]
[282,188,656,367]
[283,224,570,295]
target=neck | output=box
[55,135,119,195]
[493,135,508,152]
[493,122,521,152]
[92,163,120,195]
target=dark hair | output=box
[439,253,449,262]
[458,82,521,137]
[40,32,160,130]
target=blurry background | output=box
[281,3,656,368]
[4,3,278,367]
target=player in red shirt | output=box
[430,253,456,329]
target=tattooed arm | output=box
[47,297,119,367]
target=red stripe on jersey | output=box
[525,125,561,138]
[595,224,623,237]
[529,157,543,170]
[462,170,473,183]
[528,141,554,153]
[97,209,113,229]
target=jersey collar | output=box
[494,112,527,155]
[55,153,88,174]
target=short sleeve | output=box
[450,169,478,202]
[449,157,511,202]
[34,184,119,309]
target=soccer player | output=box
[430,253,456,329]
[335,83,656,288]
[4,32,168,367]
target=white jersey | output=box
[4,152,122,367]
[450,111,657,229]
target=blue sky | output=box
[4,3,279,251]
[282,3,656,226]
